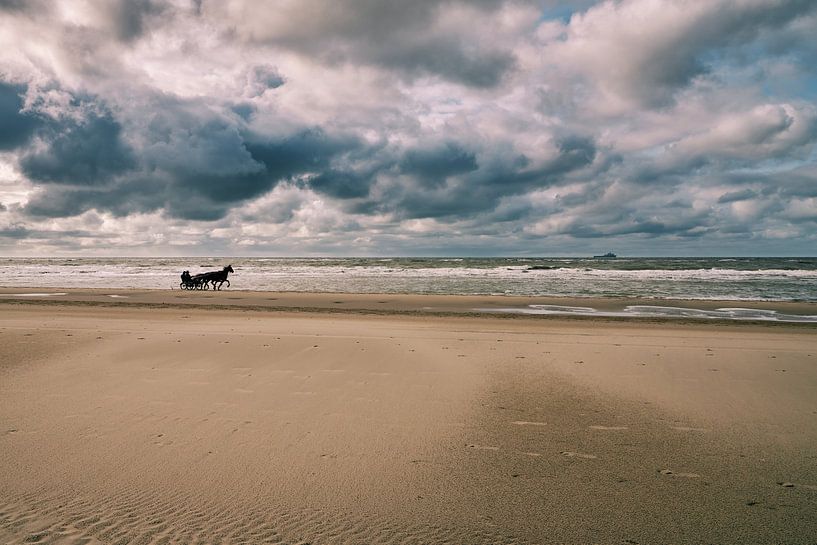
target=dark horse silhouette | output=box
[200,264,234,290]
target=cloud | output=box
[20,109,136,186]
[357,135,598,220]
[96,0,167,42]
[550,0,817,108]
[718,189,759,204]
[0,0,26,11]
[668,103,817,161]
[246,65,285,97]
[203,0,520,87]
[19,88,369,220]
[399,143,478,187]
[0,81,43,150]
[1,0,816,255]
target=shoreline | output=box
[1,287,816,325]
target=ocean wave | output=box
[1,258,815,301]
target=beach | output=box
[1,292,817,544]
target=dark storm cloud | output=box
[559,210,712,239]
[221,0,517,87]
[105,0,167,42]
[630,160,707,186]
[0,0,26,11]
[778,172,817,198]
[556,182,607,208]
[372,37,514,88]
[245,129,361,182]
[246,65,285,97]
[21,90,368,220]
[0,223,100,241]
[245,129,372,204]
[25,137,361,218]
[25,179,161,219]
[308,170,374,199]
[399,142,478,187]
[363,136,598,220]
[20,110,136,186]
[230,102,255,121]
[0,81,43,150]
[718,188,758,204]
[0,224,28,238]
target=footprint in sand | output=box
[589,425,628,430]
[561,451,597,459]
[466,444,500,451]
[671,426,709,432]
[775,481,817,490]
[660,469,700,478]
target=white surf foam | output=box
[476,305,817,323]
[5,293,68,297]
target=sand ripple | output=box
[0,490,531,545]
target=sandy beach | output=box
[1,293,816,544]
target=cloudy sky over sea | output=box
[0,0,815,256]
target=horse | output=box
[203,265,234,290]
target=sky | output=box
[0,0,816,257]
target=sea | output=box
[1,256,816,302]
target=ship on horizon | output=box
[593,252,617,259]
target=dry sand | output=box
[1,294,816,544]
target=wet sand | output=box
[1,287,816,321]
[1,298,816,544]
